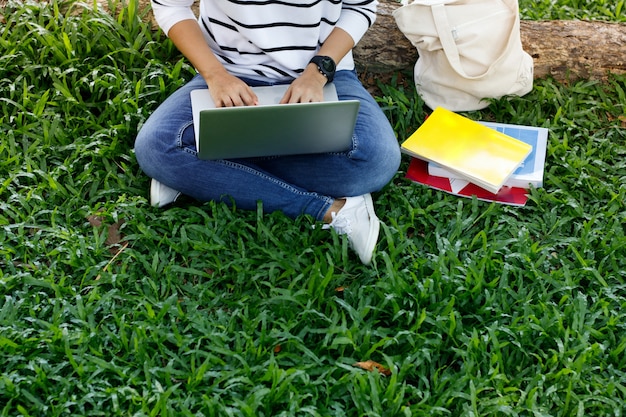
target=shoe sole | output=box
[360,193,380,265]
[150,178,181,208]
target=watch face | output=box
[321,57,335,72]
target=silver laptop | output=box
[190,83,360,160]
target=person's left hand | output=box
[280,66,327,104]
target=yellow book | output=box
[401,107,533,194]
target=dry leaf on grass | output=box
[607,113,626,128]
[86,214,128,280]
[86,214,104,228]
[353,360,391,376]
[86,214,125,251]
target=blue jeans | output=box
[134,70,401,220]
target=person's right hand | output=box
[206,71,258,107]
[166,20,258,107]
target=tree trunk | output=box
[355,0,626,84]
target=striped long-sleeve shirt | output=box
[151,0,378,81]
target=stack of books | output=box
[401,107,548,206]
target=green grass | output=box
[1,0,625,415]
[519,0,625,20]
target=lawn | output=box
[0,0,625,415]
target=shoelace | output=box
[322,212,352,235]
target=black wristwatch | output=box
[309,55,336,83]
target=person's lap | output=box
[134,70,400,220]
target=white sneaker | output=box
[325,193,380,265]
[150,178,181,207]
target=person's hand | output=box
[280,65,327,104]
[206,71,258,107]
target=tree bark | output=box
[355,0,626,83]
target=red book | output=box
[406,158,529,206]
